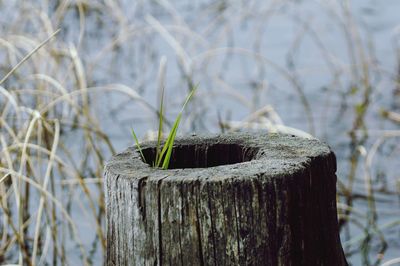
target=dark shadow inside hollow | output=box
[141,143,259,169]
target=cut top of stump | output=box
[105,132,336,183]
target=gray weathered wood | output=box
[104,132,347,265]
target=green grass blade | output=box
[156,129,173,167]
[161,115,181,169]
[131,128,146,163]
[157,84,198,169]
[155,86,165,166]
[180,84,198,112]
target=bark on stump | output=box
[104,133,347,266]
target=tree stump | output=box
[104,133,347,266]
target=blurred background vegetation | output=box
[0,0,399,265]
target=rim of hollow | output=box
[105,132,335,182]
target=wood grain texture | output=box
[104,133,347,266]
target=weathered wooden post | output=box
[104,133,347,265]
